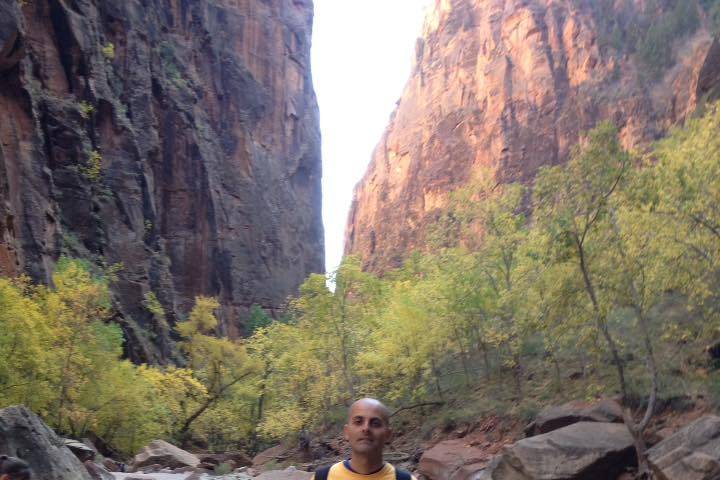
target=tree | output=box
[175,296,256,446]
[534,122,631,400]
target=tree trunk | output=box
[575,233,628,399]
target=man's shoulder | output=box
[311,461,416,480]
[310,461,343,480]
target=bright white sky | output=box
[312,0,432,273]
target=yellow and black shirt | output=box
[310,461,417,480]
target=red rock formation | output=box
[0,0,323,362]
[345,0,720,272]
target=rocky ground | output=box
[1,399,719,479]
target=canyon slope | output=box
[345,0,720,272]
[0,0,324,362]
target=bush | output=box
[636,2,700,76]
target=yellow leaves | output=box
[101,42,115,60]
[178,296,219,337]
[81,150,103,182]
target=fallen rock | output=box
[131,440,199,472]
[0,405,93,480]
[477,422,636,479]
[83,461,114,480]
[525,399,624,437]
[102,459,120,472]
[648,415,720,480]
[252,444,289,470]
[255,466,313,480]
[65,439,98,462]
[419,439,493,480]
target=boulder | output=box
[252,444,289,469]
[102,459,120,472]
[198,451,251,468]
[525,399,624,437]
[647,415,720,480]
[65,439,97,462]
[83,461,114,480]
[419,439,493,480]
[255,466,313,480]
[0,405,93,480]
[131,440,199,472]
[477,422,636,480]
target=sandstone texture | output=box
[0,0,323,362]
[0,405,93,480]
[419,438,495,480]
[648,415,720,480]
[524,398,624,437]
[477,422,635,479]
[345,0,720,272]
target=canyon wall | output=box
[0,0,324,362]
[345,0,720,272]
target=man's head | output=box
[343,398,393,458]
[0,456,30,480]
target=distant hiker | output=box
[0,456,31,480]
[312,398,415,480]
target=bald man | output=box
[312,398,416,480]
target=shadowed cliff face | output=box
[0,0,324,363]
[345,0,720,272]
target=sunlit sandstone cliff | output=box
[0,0,323,362]
[345,0,720,272]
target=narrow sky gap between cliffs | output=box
[312,0,431,273]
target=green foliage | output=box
[636,1,700,77]
[0,259,162,453]
[5,105,720,453]
[158,41,190,91]
[702,0,720,33]
[77,101,95,119]
[82,150,103,182]
[101,43,115,60]
[247,304,273,335]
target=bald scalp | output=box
[348,398,392,424]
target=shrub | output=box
[102,42,115,60]
[82,150,103,182]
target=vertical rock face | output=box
[0,0,324,362]
[345,0,720,272]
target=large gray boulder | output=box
[131,440,199,472]
[648,415,720,480]
[477,422,636,480]
[525,399,624,437]
[0,405,93,480]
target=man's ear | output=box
[385,427,394,444]
[0,473,9,480]
[342,423,350,441]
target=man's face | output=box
[343,400,393,456]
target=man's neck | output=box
[349,454,385,475]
